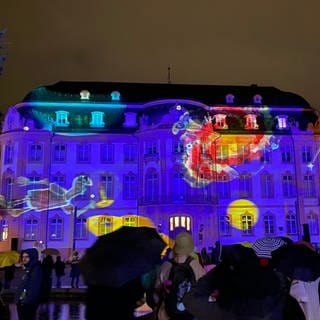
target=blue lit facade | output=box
[0,81,319,258]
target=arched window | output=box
[169,215,191,232]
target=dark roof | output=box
[22,81,310,107]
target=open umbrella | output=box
[272,243,320,281]
[79,226,166,287]
[252,236,287,258]
[0,250,20,268]
[42,248,60,256]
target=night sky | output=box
[1,1,320,113]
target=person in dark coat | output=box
[41,254,54,303]
[3,264,15,289]
[53,256,65,288]
[69,251,81,288]
[15,248,43,320]
[85,276,145,320]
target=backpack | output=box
[164,256,196,320]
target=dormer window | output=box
[55,111,70,127]
[213,114,228,129]
[253,94,262,104]
[244,114,259,130]
[90,111,105,128]
[276,115,288,129]
[225,94,235,104]
[111,91,120,101]
[80,90,90,100]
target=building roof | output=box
[22,81,311,107]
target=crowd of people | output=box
[1,231,320,320]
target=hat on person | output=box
[173,232,195,255]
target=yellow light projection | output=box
[227,199,259,230]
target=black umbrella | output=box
[272,243,320,281]
[79,226,166,287]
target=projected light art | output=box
[172,111,279,187]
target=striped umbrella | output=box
[252,236,287,258]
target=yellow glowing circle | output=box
[227,199,259,230]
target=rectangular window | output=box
[217,175,230,199]
[260,147,271,163]
[281,146,291,163]
[123,174,137,200]
[51,176,66,200]
[24,219,38,241]
[74,218,88,239]
[173,141,184,154]
[124,144,137,162]
[0,220,8,241]
[100,144,114,163]
[241,215,253,235]
[239,174,252,198]
[53,144,66,162]
[27,177,42,200]
[98,216,113,236]
[302,145,312,163]
[101,175,114,199]
[145,141,157,156]
[28,144,42,162]
[264,215,275,235]
[286,214,297,234]
[260,174,274,198]
[77,144,90,163]
[4,144,14,164]
[219,214,231,236]
[304,175,315,198]
[282,174,295,198]
[49,218,63,240]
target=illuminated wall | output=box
[0,81,319,254]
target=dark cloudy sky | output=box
[1,0,320,113]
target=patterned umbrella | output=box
[252,237,287,258]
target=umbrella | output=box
[0,250,20,268]
[79,226,166,287]
[42,248,60,255]
[252,236,287,258]
[272,243,320,281]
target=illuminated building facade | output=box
[0,81,320,256]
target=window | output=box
[49,216,63,240]
[286,212,297,235]
[169,215,191,232]
[282,174,296,198]
[80,90,90,100]
[241,214,253,235]
[27,176,44,201]
[100,144,114,163]
[219,214,231,236]
[307,213,319,235]
[74,175,92,200]
[173,141,184,154]
[74,218,88,239]
[239,173,252,197]
[260,173,274,198]
[0,220,8,241]
[276,115,288,129]
[98,216,113,235]
[123,216,137,227]
[238,145,250,164]
[217,175,230,199]
[144,169,159,202]
[101,174,114,199]
[216,145,229,164]
[24,218,38,240]
[53,144,66,162]
[51,175,66,200]
[172,172,186,201]
[145,141,158,156]
[244,114,259,130]
[55,111,70,127]
[28,144,42,162]
[281,146,292,163]
[4,177,14,203]
[263,213,275,235]
[304,174,315,198]
[213,114,228,129]
[77,144,90,163]
[124,144,137,162]
[260,147,271,163]
[302,145,312,163]
[90,111,105,128]
[123,173,137,200]
[4,143,14,164]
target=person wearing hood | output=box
[15,248,43,320]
